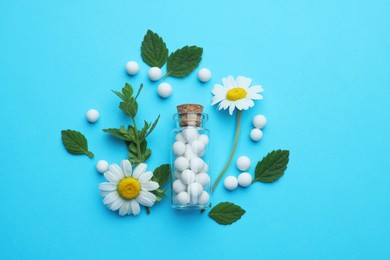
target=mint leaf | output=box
[141,30,168,68]
[166,46,203,77]
[61,130,94,158]
[112,83,133,102]
[253,150,290,183]
[209,202,245,225]
[152,164,171,187]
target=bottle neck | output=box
[174,112,208,128]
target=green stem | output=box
[130,117,143,162]
[212,110,242,193]
[162,71,171,78]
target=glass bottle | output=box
[171,104,211,209]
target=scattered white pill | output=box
[125,61,139,75]
[196,172,210,186]
[148,67,162,81]
[86,109,99,123]
[198,134,209,146]
[236,156,251,171]
[175,133,186,143]
[224,176,238,191]
[188,182,204,198]
[191,140,205,155]
[176,191,190,205]
[174,157,189,171]
[202,163,209,172]
[181,169,196,185]
[173,179,187,193]
[238,172,253,187]
[198,68,211,82]
[173,141,186,156]
[96,160,108,173]
[182,127,199,143]
[253,114,267,129]
[198,191,210,205]
[157,82,172,98]
[190,157,205,173]
[250,128,263,142]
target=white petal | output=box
[133,163,147,179]
[119,201,132,216]
[136,190,156,207]
[141,181,159,191]
[211,84,227,95]
[104,171,121,184]
[222,76,233,88]
[211,95,225,105]
[138,171,153,183]
[103,191,119,205]
[130,200,141,216]
[236,76,252,88]
[218,99,231,110]
[247,92,263,100]
[246,98,255,107]
[110,197,124,211]
[108,164,124,179]
[227,76,236,88]
[99,182,117,192]
[120,160,132,177]
[235,99,244,110]
[229,103,236,115]
[249,85,264,93]
[100,190,111,197]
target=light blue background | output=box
[1,0,389,259]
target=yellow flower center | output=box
[226,88,247,101]
[117,177,141,200]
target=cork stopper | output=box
[177,104,204,127]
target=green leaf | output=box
[253,150,290,183]
[166,46,203,77]
[141,30,168,68]
[103,128,128,140]
[112,83,133,102]
[119,101,137,118]
[152,164,171,187]
[146,114,160,137]
[208,202,246,225]
[61,130,94,158]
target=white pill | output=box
[174,170,182,179]
[96,160,108,173]
[253,114,267,129]
[174,157,189,171]
[191,140,205,154]
[198,68,211,82]
[190,157,205,173]
[173,179,187,193]
[125,61,139,75]
[173,141,186,156]
[148,67,162,81]
[198,191,210,205]
[157,82,172,98]
[182,127,199,143]
[176,191,190,205]
[181,169,196,185]
[198,134,209,146]
[224,176,238,191]
[250,128,263,142]
[196,172,210,186]
[184,144,197,161]
[236,156,251,171]
[238,172,253,187]
[86,109,99,123]
[202,163,209,172]
[188,182,204,198]
[175,133,186,143]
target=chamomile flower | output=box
[211,75,264,115]
[99,160,159,216]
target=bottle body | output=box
[171,114,211,209]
